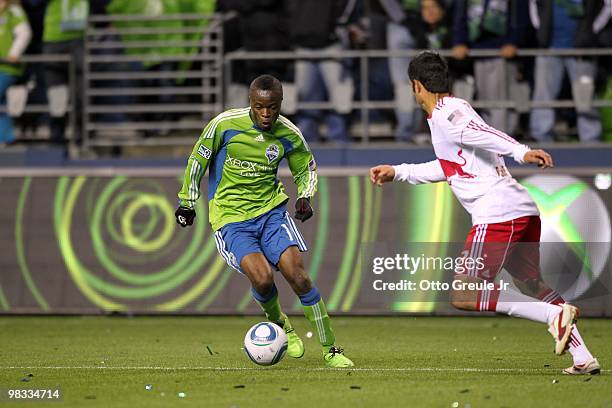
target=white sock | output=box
[537,290,596,365]
[495,288,561,324]
[567,325,594,365]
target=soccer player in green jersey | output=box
[176,74,354,368]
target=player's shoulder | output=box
[200,107,250,139]
[206,107,250,130]
[432,96,474,126]
[275,115,308,143]
[214,107,251,124]
[434,96,470,113]
[275,115,300,134]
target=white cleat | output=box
[563,358,601,375]
[547,304,578,355]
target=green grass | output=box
[0,316,609,407]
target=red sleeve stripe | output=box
[466,120,518,144]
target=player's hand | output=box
[369,165,395,186]
[523,150,554,169]
[294,197,313,222]
[175,206,196,227]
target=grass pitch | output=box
[0,316,609,407]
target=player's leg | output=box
[239,252,292,330]
[277,246,353,368]
[505,217,599,374]
[214,225,296,352]
[450,275,564,324]
[450,219,576,355]
[511,278,600,374]
[261,207,353,367]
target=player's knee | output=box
[250,268,274,295]
[281,254,311,294]
[291,272,312,295]
[252,279,274,296]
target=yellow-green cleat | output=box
[285,328,305,358]
[324,346,354,368]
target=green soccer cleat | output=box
[324,346,354,368]
[285,328,305,358]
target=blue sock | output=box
[298,287,321,306]
[251,284,278,304]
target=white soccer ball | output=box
[244,322,288,366]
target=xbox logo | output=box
[520,175,611,300]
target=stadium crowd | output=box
[0,0,612,148]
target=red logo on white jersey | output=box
[438,149,475,184]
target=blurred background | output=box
[0,0,610,159]
[0,0,610,316]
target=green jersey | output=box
[43,0,88,43]
[0,5,28,76]
[106,0,186,68]
[178,108,318,231]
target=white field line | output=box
[1,366,607,373]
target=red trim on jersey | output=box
[466,120,519,144]
[475,123,518,144]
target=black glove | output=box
[294,197,313,222]
[175,206,196,227]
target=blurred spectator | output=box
[106,0,184,132]
[0,0,31,146]
[219,0,291,107]
[177,0,216,74]
[452,0,530,134]
[287,0,362,142]
[593,0,612,141]
[84,0,133,126]
[18,0,46,139]
[529,0,602,142]
[377,0,422,142]
[417,0,450,48]
[358,1,393,125]
[218,0,288,83]
[593,0,612,48]
[43,0,87,145]
[414,0,472,94]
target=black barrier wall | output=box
[0,173,610,315]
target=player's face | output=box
[250,89,282,131]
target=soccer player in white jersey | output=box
[369,51,599,375]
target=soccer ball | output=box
[244,322,288,366]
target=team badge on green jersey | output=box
[265,144,279,163]
[198,145,212,159]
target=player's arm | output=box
[453,116,553,168]
[285,137,317,222]
[176,120,218,227]
[370,160,446,186]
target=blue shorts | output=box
[214,204,308,274]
